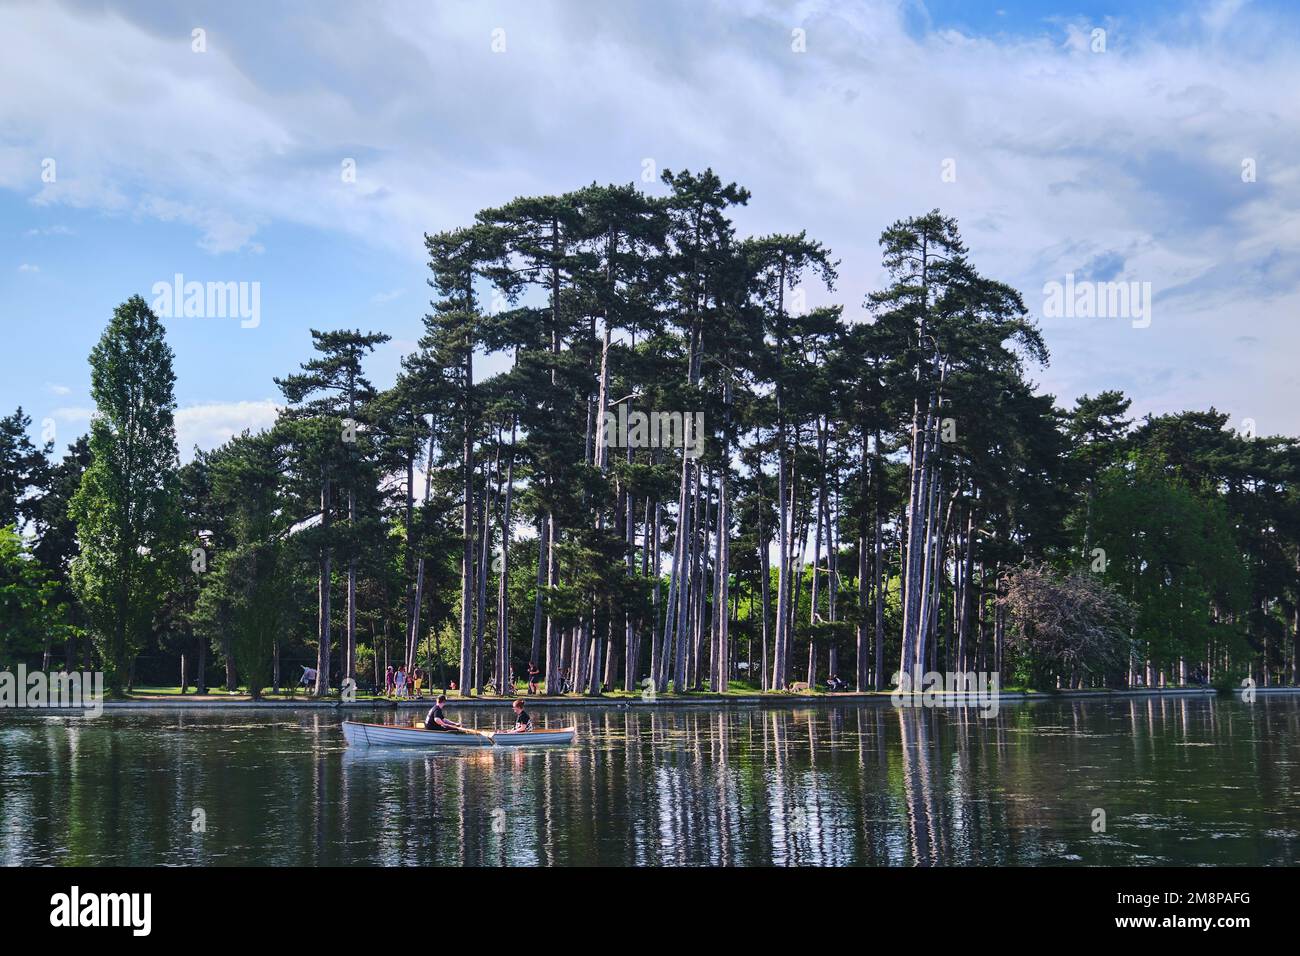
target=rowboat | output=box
[341,720,575,748]
[341,721,493,747]
[488,726,576,746]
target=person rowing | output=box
[424,694,464,733]
[502,698,533,734]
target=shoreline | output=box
[19,685,1293,713]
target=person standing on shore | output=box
[384,665,394,698]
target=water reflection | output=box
[0,697,1297,866]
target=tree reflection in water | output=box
[0,696,1297,866]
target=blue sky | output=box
[2,0,1298,458]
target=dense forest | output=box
[2,171,1296,698]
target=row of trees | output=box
[3,173,1297,697]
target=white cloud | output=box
[175,399,280,457]
[136,196,264,255]
[17,263,39,272]
[39,400,282,462]
[2,0,1299,428]
[44,382,71,396]
[49,405,93,423]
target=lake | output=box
[1,695,1297,866]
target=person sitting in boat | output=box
[426,694,463,732]
[503,698,533,734]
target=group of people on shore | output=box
[383,665,426,699]
[381,660,561,698]
[388,660,850,699]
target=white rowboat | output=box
[341,720,575,748]
[489,727,577,746]
[341,721,493,747]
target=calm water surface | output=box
[1,696,1297,866]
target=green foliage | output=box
[0,524,64,662]
[7,192,1298,697]
[69,296,185,693]
[192,431,290,699]
[274,326,392,692]
[1093,465,1248,672]
[0,407,49,531]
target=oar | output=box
[415,720,467,731]
[415,719,495,744]
[433,721,496,744]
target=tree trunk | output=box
[856,437,869,691]
[223,632,237,693]
[474,441,497,694]
[712,465,730,692]
[497,418,516,693]
[196,632,208,695]
[407,416,436,672]
[772,262,791,692]
[530,516,548,673]
[458,330,476,694]
[544,512,560,694]
[760,510,772,692]
[346,482,356,686]
[314,471,333,696]
[673,458,700,693]
[660,452,690,693]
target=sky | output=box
[2,0,1298,459]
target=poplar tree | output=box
[70,295,185,695]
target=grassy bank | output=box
[94,682,1240,708]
